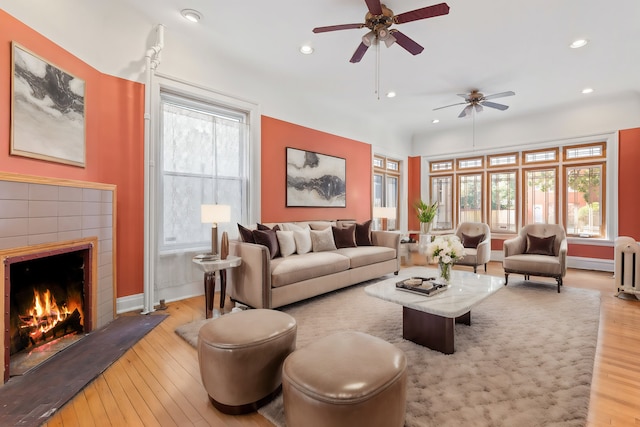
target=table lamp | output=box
[201,204,231,258]
[373,206,397,231]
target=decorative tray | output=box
[395,277,449,297]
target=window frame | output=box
[430,174,454,231]
[373,154,401,230]
[563,161,606,238]
[522,166,559,226]
[457,172,484,224]
[487,169,519,233]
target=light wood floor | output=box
[42,259,640,427]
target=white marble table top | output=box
[365,267,505,318]
[192,255,242,273]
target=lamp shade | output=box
[373,206,397,220]
[201,204,231,224]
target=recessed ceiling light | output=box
[181,9,202,23]
[570,39,588,49]
[300,45,314,55]
[581,87,594,94]
[432,119,440,124]
[386,91,396,98]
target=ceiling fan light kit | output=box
[312,1,450,63]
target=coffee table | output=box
[365,268,504,354]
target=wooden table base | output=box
[402,307,471,354]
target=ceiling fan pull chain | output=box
[375,40,380,100]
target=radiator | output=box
[615,237,640,296]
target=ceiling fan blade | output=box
[483,90,515,101]
[474,104,483,113]
[364,0,383,15]
[390,30,424,55]
[349,42,369,63]
[481,101,509,111]
[433,101,467,111]
[394,3,450,24]
[313,23,364,33]
[459,104,473,118]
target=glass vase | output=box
[420,222,433,235]
[438,261,452,284]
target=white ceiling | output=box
[113,0,640,140]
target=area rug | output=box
[176,268,600,427]
[0,314,167,427]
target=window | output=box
[430,175,453,230]
[564,142,605,161]
[523,168,557,224]
[488,153,519,168]
[430,159,454,173]
[373,155,401,230]
[524,148,558,164]
[565,163,605,237]
[458,174,483,223]
[458,156,483,170]
[489,171,517,233]
[160,91,249,250]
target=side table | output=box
[192,255,242,318]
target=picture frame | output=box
[11,42,86,167]
[286,147,346,207]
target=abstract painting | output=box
[11,42,86,167]
[286,147,346,207]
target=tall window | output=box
[431,175,453,230]
[373,155,400,230]
[160,91,249,250]
[489,171,517,233]
[524,168,557,224]
[458,174,483,223]
[565,164,604,237]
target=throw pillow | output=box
[332,225,357,249]
[293,228,312,254]
[253,229,281,259]
[257,223,280,231]
[461,232,485,249]
[310,227,337,252]
[237,223,255,243]
[355,220,372,246]
[525,234,556,256]
[276,230,296,257]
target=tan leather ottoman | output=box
[197,309,296,414]
[282,331,407,427]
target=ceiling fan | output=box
[434,90,516,118]
[312,1,450,63]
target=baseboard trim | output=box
[116,281,207,314]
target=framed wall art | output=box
[11,42,86,167]
[286,147,346,207]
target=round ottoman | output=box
[197,309,297,414]
[282,331,407,427]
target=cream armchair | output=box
[503,224,567,292]
[455,222,491,273]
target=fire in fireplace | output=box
[5,244,93,379]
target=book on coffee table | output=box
[395,277,448,297]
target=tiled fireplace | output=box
[0,174,116,383]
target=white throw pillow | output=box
[310,227,337,252]
[282,222,305,232]
[276,230,296,257]
[293,228,312,254]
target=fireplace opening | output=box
[4,244,93,379]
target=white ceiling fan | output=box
[434,90,515,118]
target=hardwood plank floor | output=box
[41,259,640,426]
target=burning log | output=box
[26,308,82,344]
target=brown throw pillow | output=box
[332,225,357,249]
[355,220,372,246]
[461,232,485,249]
[237,223,255,243]
[257,223,280,231]
[252,229,281,259]
[525,234,556,256]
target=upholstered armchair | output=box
[502,224,567,292]
[455,222,491,273]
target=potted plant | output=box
[416,199,438,234]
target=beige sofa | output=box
[229,221,400,309]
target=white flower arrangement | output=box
[427,235,466,264]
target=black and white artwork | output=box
[286,147,346,207]
[11,42,86,167]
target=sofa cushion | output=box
[311,227,337,252]
[270,252,351,288]
[253,229,280,259]
[461,232,485,249]
[526,234,555,256]
[333,246,396,269]
[355,220,373,246]
[237,223,255,243]
[276,230,296,257]
[503,253,562,275]
[332,225,357,249]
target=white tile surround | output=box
[0,178,115,328]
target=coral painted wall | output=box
[0,10,144,298]
[261,116,372,223]
[618,127,640,240]
[407,156,422,231]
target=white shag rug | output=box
[176,268,600,427]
